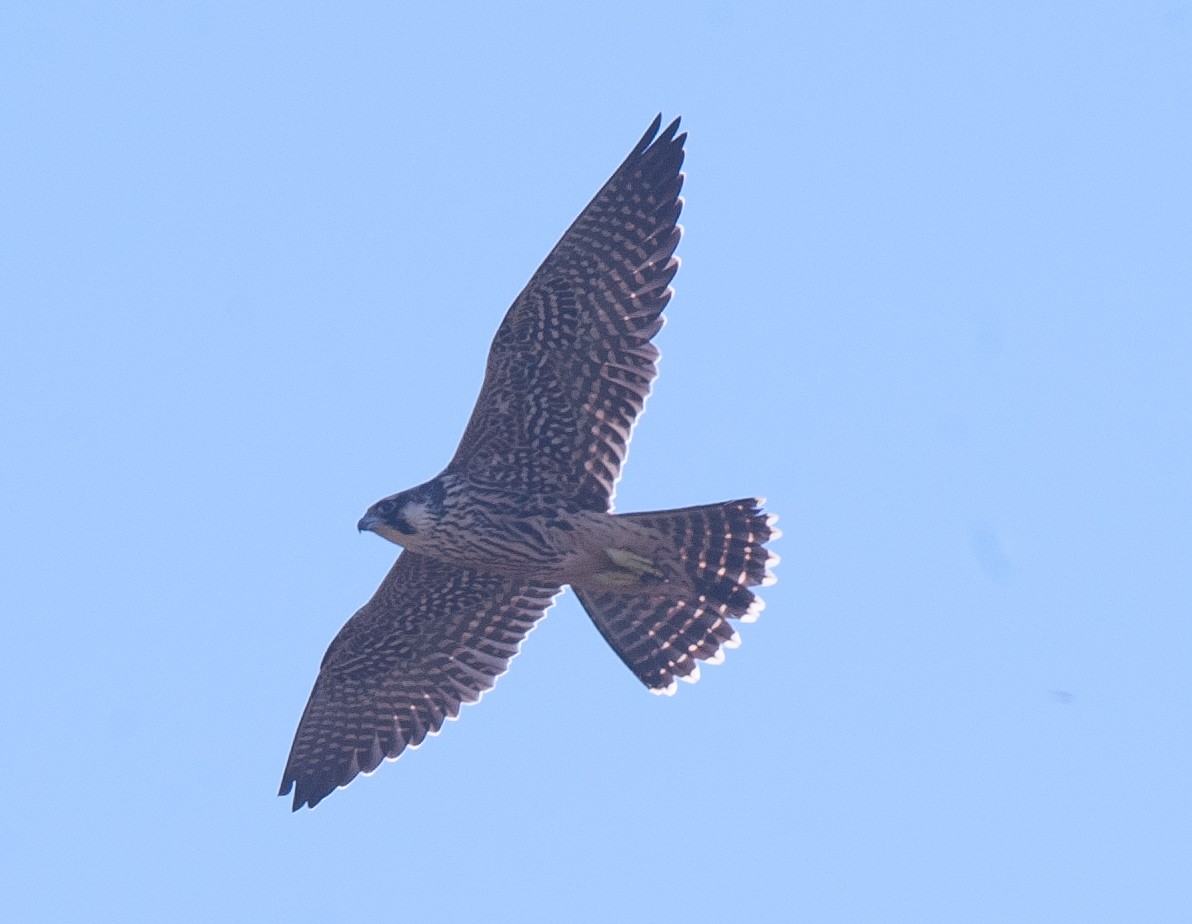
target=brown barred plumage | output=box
[574,499,778,693]
[280,117,778,811]
[281,554,559,798]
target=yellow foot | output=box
[603,548,666,581]
[590,570,646,587]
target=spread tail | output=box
[574,498,779,694]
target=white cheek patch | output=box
[402,499,435,533]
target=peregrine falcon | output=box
[280,116,779,810]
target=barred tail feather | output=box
[575,498,779,694]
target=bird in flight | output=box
[280,116,779,810]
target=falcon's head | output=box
[357,478,446,548]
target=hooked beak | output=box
[357,511,380,533]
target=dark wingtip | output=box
[279,771,327,812]
[629,114,664,158]
[658,115,682,146]
[630,114,683,159]
[284,785,324,812]
[292,792,315,812]
[278,775,302,811]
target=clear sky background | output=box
[2,2,1189,921]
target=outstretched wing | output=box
[280,551,560,810]
[447,115,686,512]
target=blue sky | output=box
[2,2,1189,921]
